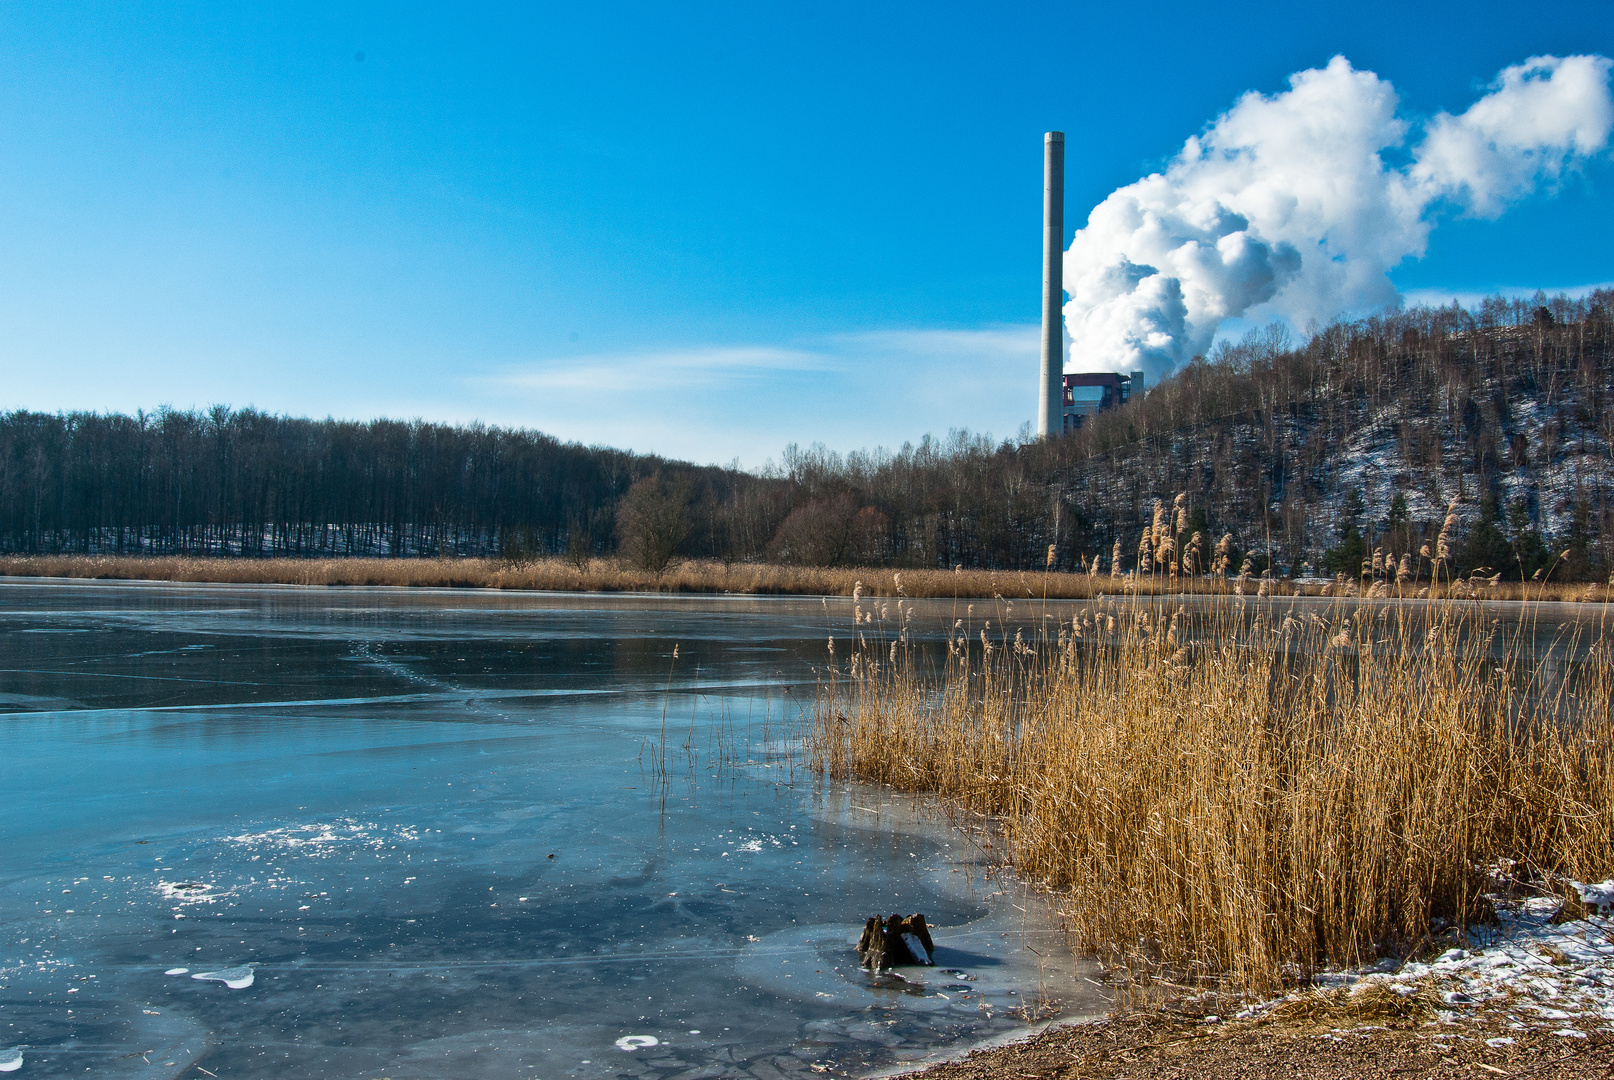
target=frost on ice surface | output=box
[0,1046,20,1073]
[221,818,418,858]
[158,880,233,906]
[192,964,256,989]
[615,1035,659,1051]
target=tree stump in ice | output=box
[857,913,935,970]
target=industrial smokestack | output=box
[1037,131,1065,440]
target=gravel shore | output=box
[897,1010,1610,1079]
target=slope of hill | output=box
[1033,291,1613,580]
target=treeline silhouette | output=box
[4,291,1610,581]
[0,408,760,558]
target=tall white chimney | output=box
[1037,131,1065,440]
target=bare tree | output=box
[615,475,694,575]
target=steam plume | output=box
[1063,54,1614,381]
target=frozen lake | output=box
[0,580,1102,1079]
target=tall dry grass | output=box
[811,591,1614,995]
[1,554,1608,603]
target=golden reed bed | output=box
[0,553,1607,602]
[811,587,1614,996]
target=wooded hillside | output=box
[753,291,1614,581]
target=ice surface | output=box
[0,1047,20,1073]
[0,581,1110,1078]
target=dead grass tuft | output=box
[1261,981,1438,1029]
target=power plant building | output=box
[1061,370,1145,432]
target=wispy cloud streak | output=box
[472,326,1039,464]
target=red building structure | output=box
[1061,370,1145,432]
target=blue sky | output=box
[2,2,1611,465]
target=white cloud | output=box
[1064,53,1614,382]
[1414,55,1614,216]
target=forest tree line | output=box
[4,291,1612,581]
[0,408,747,559]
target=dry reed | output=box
[1,554,1607,603]
[811,591,1614,995]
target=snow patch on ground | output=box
[1246,880,1614,1035]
